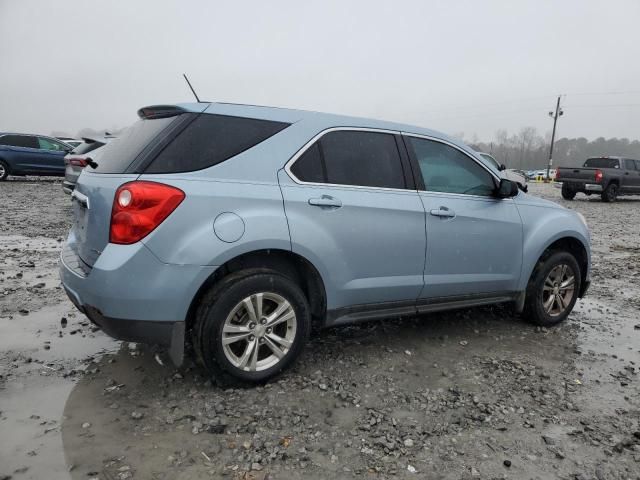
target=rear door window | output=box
[145,114,290,173]
[624,159,637,170]
[290,142,325,183]
[0,135,38,148]
[290,130,406,189]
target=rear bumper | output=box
[59,235,217,363]
[560,181,603,192]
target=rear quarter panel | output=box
[138,175,291,266]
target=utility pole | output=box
[546,96,563,181]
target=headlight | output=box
[576,212,587,227]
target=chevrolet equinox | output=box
[60,103,591,384]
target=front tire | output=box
[192,269,311,386]
[523,251,581,327]
[561,183,576,200]
[601,183,618,202]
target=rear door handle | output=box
[430,207,455,218]
[308,195,342,208]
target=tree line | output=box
[461,128,640,170]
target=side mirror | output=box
[495,178,519,198]
[499,163,507,171]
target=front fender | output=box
[516,204,591,292]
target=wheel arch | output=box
[185,249,327,333]
[522,235,590,298]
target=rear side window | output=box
[0,134,38,148]
[584,158,620,169]
[290,130,406,189]
[624,159,637,170]
[145,114,290,174]
[93,117,176,173]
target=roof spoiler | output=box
[137,105,188,119]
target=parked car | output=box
[557,156,640,202]
[0,133,72,180]
[60,103,591,385]
[527,169,556,180]
[476,152,528,189]
[62,136,111,194]
[56,137,83,149]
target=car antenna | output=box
[183,73,202,103]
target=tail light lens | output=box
[555,169,560,180]
[595,169,603,183]
[67,156,89,167]
[109,181,185,244]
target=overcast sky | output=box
[1,0,639,141]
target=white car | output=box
[56,137,83,149]
[477,152,528,188]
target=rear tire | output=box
[523,251,581,327]
[0,160,9,181]
[601,183,618,202]
[192,269,311,386]
[561,184,576,200]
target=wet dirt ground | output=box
[1,178,639,480]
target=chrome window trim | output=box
[283,126,414,193]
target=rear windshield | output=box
[92,117,175,173]
[584,158,620,169]
[71,140,105,155]
[144,114,290,174]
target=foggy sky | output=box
[1,0,639,141]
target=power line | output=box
[564,90,640,97]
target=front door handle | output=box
[308,195,342,208]
[430,207,455,218]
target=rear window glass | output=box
[72,140,106,155]
[584,158,620,169]
[93,117,175,173]
[145,114,290,174]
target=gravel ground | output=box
[1,178,639,480]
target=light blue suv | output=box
[60,103,591,384]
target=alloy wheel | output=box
[222,292,297,372]
[542,264,576,317]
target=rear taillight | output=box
[595,169,603,183]
[66,156,89,167]
[555,169,560,180]
[109,181,185,245]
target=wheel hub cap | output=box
[222,292,297,372]
[542,264,576,317]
